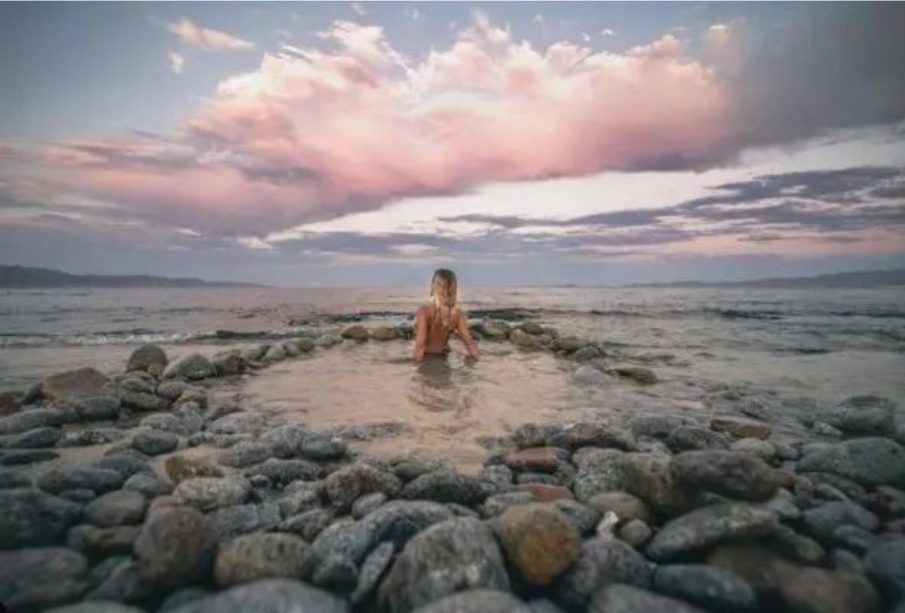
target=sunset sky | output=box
[1,2,904,286]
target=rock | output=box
[65,427,124,446]
[121,390,167,412]
[244,458,321,487]
[587,492,651,525]
[73,396,121,421]
[497,503,581,585]
[647,502,778,561]
[801,501,878,541]
[555,423,636,451]
[480,464,514,489]
[0,469,31,488]
[85,490,147,527]
[402,470,493,506]
[416,590,533,613]
[214,533,309,587]
[48,602,144,613]
[798,437,905,488]
[0,547,88,609]
[159,588,211,611]
[512,423,559,448]
[211,503,281,542]
[352,492,387,519]
[6,425,63,448]
[369,326,399,341]
[667,426,729,452]
[556,335,590,353]
[514,483,573,501]
[162,354,215,380]
[483,492,536,517]
[165,454,223,483]
[127,344,168,373]
[653,564,756,611]
[505,447,563,472]
[119,374,155,394]
[94,451,152,478]
[609,366,657,384]
[37,466,125,494]
[619,519,652,547]
[553,499,602,535]
[1,448,58,464]
[175,476,251,512]
[282,508,333,542]
[731,437,776,459]
[557,537,652,610]
[0,488,82,548]
[132,429,179,455]
[141,412,201,436]
[572,448,626,502]
[299,435,347,461]
[134,506,216,588]
[341,325,369,341]
[574,365,605,384]
[218,441,272,468]
[390,451,455,481]
[589,585,704,613]
[264,344,287,361]
[350,541,394,604]
[0,390,20,416]
[0,407,63,435]
[209,411,265,435]
[622,452,700,516]
[42,367,114,401]
[315,334,342,348]
[671,450,781,501]
[67,524,140,557]
[324,463,401,513]
[779,566,879,613]
[156,380,194,401]
[822,395,897,436]
[629,414,688,439]
[212,350,244,376]
[510,328,545,348]
[83,556,151,604]
[278,487,320,517]
[169,578,348,613]
[378,518,509,612]
[814,421,844,437]
[863,536,905,601]
[710,416,772,439]
[572,346,604,362]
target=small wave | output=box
[773,347,833,355]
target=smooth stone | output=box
[402,470,494,506]
[350,541,394,604]
[862,536,905,601]
[352,492,387,519]
[341,325,369,341]
[127,344,168,373]
[84,557,152,604]
[731,437,776,459]
[483,492,536,517]
[646,502,779,561]
[505,447,563,472]
[168,578,348,613]
[120,391,167,412]
[497,503,581,585]
[609,366,658,384]
[0,469,31,488]
[324,463,402,513]
[667,426,729,452]
[390,451,456,481]
[132,429,179,455]
[710,416,772,440]
[415,589,533,613]
[165,454,223,483]
[1,448,59,464]
[574,365,605,384]
[802,501,879,541]
[768,526,826,563]
[0,488,82,548]
[218,441,272,468]
[42,367,113,402]
[211,502,281,542]
[66,427,124,446]
[124,472,173,497]
[162,353,215,380]
[140,412,201,436]
[6,426,63,448]
[629,414,689,439]
[798,437,905,488]
[0,408,63,435]
[589,584,704,613]
[47,603,143,613]
[278,488,320,518]
[670,449,781,501]
[299,435,347,461]
[73,396,122,421]
[572,448,626,502]
[258,425,308,458]
[779,566,879,613]
[378,518,509,613]
[174,476,251,512]
[243,458,320,487]
[557,537,652,610]
[212,350,244,376]
[84,489,147,527]
[619,519,653,547]
[587,492,651,524]
[93,452,152,479]
[552,499,602,535]
[215,532,309,587]
[706,543,793,596]
[513,483,574,502]
[37,466,125,494]
[622,452,700,516]
[67,523,140,557]
[134,505,216,588]
[281,508,333,542]
[821,395,897,436]
[0,547,88,609]
[156,380,195,401]
[653,564,756,611]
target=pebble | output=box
[496,503,581,585]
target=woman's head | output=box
[430,268,458,311]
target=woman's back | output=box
[412,269,479,361]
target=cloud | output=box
[168,18,254,51]
[601,28,617,37]
[351,2,366,17]
[168,52,185,75]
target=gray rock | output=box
[822,396,897,436]
[37,465,125,494]
[802,501,878,541]
[391,451,456,480]
[553,499,603,535]
[67,523,140,557]
[167,578,348,613]
[653,564,756,611]
[629,414,688,439]
[587,491,651,524]
[42,367,114,402]
[482,492,536,517]
[798,437,905,487]
[402,470,494,506]
[557,537,652,610]
[134,506,216,588]
[162,353,216,380]
[324,463,402,512]
[158,588,211,612]
[132,429,179,455]
[127,344,168,373]
[0,407,63,435]
[121,390,168,412]
[589,584,704,613]
[352,492,387,519]
[622,452,701,516]
[124,472,173,498]
[156,380,195,401]
[647,503,778,561]
[218,441,272,468]
[48,602,144,613]
[667,426,729,452]
[350,541,394,604]
[378,518,509,612]
[0,469,30,488]
[211,502,281,542]
[0,547,88,610]
[767,525,826,563]
[258,425,308,458]
[0,488,82,548]
[572,448,626,502]
[480,464,514,489]
[281,508,334,542]
[212,350,244,376]
[415,589,532,612]
[619,519,653,547]
[85,490,147,526]
[264,344,287,361]
[574,365,605,385]
[299,435,347,461]
[863,537,905,601]
[277,488,320,517]
[7,426,63,448]
[215,532,309,587]
[93,452,152,479]
[670,450,781,501]
[243,458,320,487]
[609,366,657,385]
[59,488,97,503]
[140,412,201,436]
[175,476,251,512]
[731,437,776,460]
[65,427,124,446]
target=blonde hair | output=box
[430,268,458,330]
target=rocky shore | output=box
[1,319,904,612]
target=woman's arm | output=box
[412,306,428,361]
[455,310,479,359]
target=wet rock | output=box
[574,365,605,384]
[212,350,244,376]
[127,344,168,373]
[619,519,652,547]
[572,448,626,502]
[369,326,399,341]
[73,396,122,421]
[402,470,494,506]
[214,533,309,587]
[324,463,401,513]
[589,584,704,613]
[0,488,82,548]
[514,483,573,501]
[731,437,776,460]
[67,523,140,557]
[6,425,62,448]
[483,492,536,517]
[121,390,167,412]
[93,451,153,479]
[653,564,756,611]
[711,416,772,439]
[667,426,729,452]
[350,541,394,604]
[0,407,63,435]
[671,449,781,501]
[85,490,147,527]
[587,491,651,525]
[132,429,178,455]
[299,435,347,461]
[64,427,124,446]
[552,499,602,535]
[573,345,604,362]
[505,447,564,472]
[282,508,334,542]
[647,503,778,561]
[134,505,216,588]
[798,437,905,488]
[162,353,215,380]
[218,441,272,468]
[557,537,652,610]
[0,468,30,488]
[342,325,369,341]
[165,454,223,483]
[175,476,251,512]
[629,414,688,439]
[352,492,387,519]
[211,503,281,542]
[497,503,581,585]
[609,365,657,384]
[140,411,201,436]
[378,518,509,612]
[0,547,88,609]
[511,328,545,348]
[1,448,59,464]
[802,501,878,541]
[209,411,265,435]
[244,458,321,487]
[417,590,533,613]
[863,536,905,601]
[821,395,897,436]
[42,367,114,402]
[780,566,879,613]
[83,557,151,604]
[37,466,125,494]
[622,452,700,516]
[389,451,455,481]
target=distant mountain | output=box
[0,265,263,288]
[629,268,905,289]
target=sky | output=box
[1,2,904,287]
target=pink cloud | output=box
[168,18,254,52]
[32,17,742,236]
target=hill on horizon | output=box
[0,265,263,288]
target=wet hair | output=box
[430,268,458,330]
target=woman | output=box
[412,269,479,361]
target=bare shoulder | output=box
[452,307,468,323]
[416,304,432,318]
